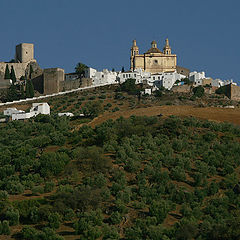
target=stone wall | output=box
[172,85,191,93]
[32,74,44,94]
[0,62,29,79]
[0,79,11,89]
[43,68,65,95]
[60,78,92,91]
[0,61,41,80]
[226,84,240,101]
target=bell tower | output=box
[130,39,139,70]
[163,38,171,55]
[151,40,157,49]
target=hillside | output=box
[0,86,239,239]
[1,85,240,127]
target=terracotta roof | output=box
[145,48,163,54]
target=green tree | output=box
[109,211,122,225]
[6,84,19,101]
[2,220,10,235]
[10,65,16,83]
[149,200,172,224]
[26,80,34,98]
[120,78,138,95]
[4,64,10,79]
[29,65,33,79]
[75,62,88,77]
[20,84,25,99]
[48,212,61,229]
[193,86,204,98]
[5,208,20,225]
[82,101,103,119]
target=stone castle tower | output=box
[130,38,177,73]
[0,43,38,80]
[15,43,35,63]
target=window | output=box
[123,74,125,78]
[134,74,136,77]
[154,60,158,64]
[158,77,160,80]
[153,77,155,80]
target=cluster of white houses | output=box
[82,67,187,91]
[76,67,236,93]
[4,103,50,120]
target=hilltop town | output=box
[0,39,239,104]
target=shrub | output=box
[109,211,122,225]
[82,101,103,118]
[31,185,44,195]
[44,181,55,193]
[193,86,204,98]
[5,208,20,225]
[2,220,10,235]
[48,212,61,229]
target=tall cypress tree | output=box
[29,65,33,79]
[29,80,34,97]
[25,80,30,98]
[26,80,34,98]
[20,84,25,99]
[4,64,10,79]
[7,84,18,101]
[10,66,16,83]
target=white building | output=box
[85,68,118,85]
[4,108,24,116]
[189,71,206,86]
[118,68,151,84]
[11,103,50,120]
[148,72,185,90]
[85,67,97,79]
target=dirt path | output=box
[89,105,240,127]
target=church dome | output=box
[145,40,162,54]
[145,48,162,54]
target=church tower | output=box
[130,40,139,70]
[163,38,171,55]
[151,40,157,49]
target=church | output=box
[130,38,177,74]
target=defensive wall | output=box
[172,85,191,93]
[226,84,240,101]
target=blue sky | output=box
[1,0,239,84]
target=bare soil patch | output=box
[89,105,240,127]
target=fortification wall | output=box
[0,79,11,89]
[0,62,29,79]
[172,84,191,93]
[32,74,44,94]
[60,78,92,92]
[43,68,64,95]
[230,84,240,100]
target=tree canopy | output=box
[75,62,88,77]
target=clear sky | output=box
[1,0,239,84]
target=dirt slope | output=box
[89,105,240,127]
